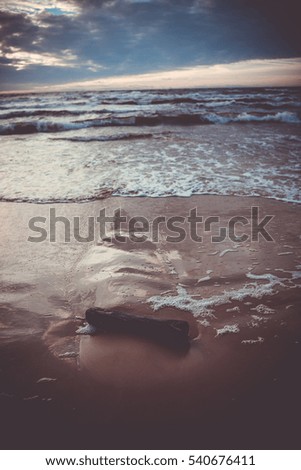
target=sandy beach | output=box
[1,0,301,459]
[0,195,300,449]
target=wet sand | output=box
[0,195,300,449]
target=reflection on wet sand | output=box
[0,195,300,448]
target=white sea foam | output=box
[199,319,211,327]
[292,271,301,280]
[1,128,300,202]
[234,111,300,124]
[76,324,97,335]
[226,306,240,313]
[215,324,240,336]
[251,315,267,323]
[58,352,78,358]
[251,304,276,315]
[206,111,300,125]
[148,272,285,319]
[241,337,264,344]
[1,88,300,203]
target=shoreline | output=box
[0,194,300,449]
[0,193,301,205]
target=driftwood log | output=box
[85,308,190,350]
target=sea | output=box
[0,86,300,203]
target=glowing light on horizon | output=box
[39,58,301,92]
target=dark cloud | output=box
[0,0,300,89]
[247,0,301,47]
[0,10,39,53]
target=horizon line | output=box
[1,57,301,94]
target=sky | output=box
[0,0,300,91]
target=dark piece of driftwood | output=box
[85,308,190,350]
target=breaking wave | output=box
[0,86,300,203]
[0,111,299,136]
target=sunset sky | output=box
[0,0,300,91]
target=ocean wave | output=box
[1,87,300,206]
[0,121,86,135]
[51,132,156,142]
[0,188,115,204]
[0,109,84,120]
[1,184,300,205]
[102,99,137,105]
[0,110,300,135]
[0,114,209,135]
[207,111,301,124]
[135,114,209,125]
[234,111,301,123]
[150,97,201,105]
